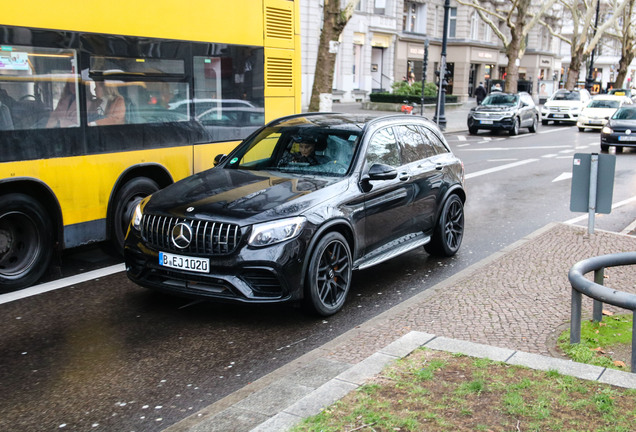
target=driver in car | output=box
[279,137,328,166]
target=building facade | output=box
[300,0,566,110]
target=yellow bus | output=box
[0,0,300,291]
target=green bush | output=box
[370,84,457,105]
[391,81,437,97]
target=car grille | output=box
[473,112,506,121]
[546,106,571,113]
[140,214,242,255]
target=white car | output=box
[541,89,591,125]
[577,95,633,131]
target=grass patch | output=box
[559,313,632,372]
[292,348,636,432]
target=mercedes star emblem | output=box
[171,222,193,249]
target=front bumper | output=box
[601,132,636,147]
[467,115,515,131]
[577,118,606,129]
[541,111,578,123]
[124,228,311,304]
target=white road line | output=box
[565,196,636,225]
[464,145,571,151]
[0,263,125,305]
[458,135,467,141]
[553,172,572,182]
[539,127,572,134]
[465,159,539,179]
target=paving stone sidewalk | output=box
[166,223,636,432]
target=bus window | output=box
[193,46,265,142]
[0,45,78,130]
[87,56,189,125]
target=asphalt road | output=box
[1,124,635,431]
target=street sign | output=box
[570,153,616,234]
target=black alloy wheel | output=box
[304,232,352,316]
[425,194,464,257]
[110,177,159,254]
[0,194,53,292]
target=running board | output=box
[355,232,430,270]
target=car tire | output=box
[601,144,609,152]
[509,118,519,136]
[304,231,352,316]
[541,119,548,126]
[110,177,159,254]
[425,194,464,257]
[468,127,478,135]
[528,116,538,133]
[0,193,53,293]
[578,127,585,132]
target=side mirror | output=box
[214,154,228,167]
[368,163,398,181]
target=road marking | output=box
[553,172,572,182]
[465,159,539,179]
[565,196,636,225]
[464,145,570,151]
[0,263,125,305]
[539,127,571,134]
[457,135,466,141]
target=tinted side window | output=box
[366,127,400,167]
[395,124,434,163]
[418,125,449,155]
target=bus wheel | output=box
[0,194,53,292]
[111,178,159,254]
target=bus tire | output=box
[110,177,159,254]
[0,193,53,292]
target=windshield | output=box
[224,126,360,176]
[481,94,519,107]
[612,107,636,120]
[588,99,620,109]
[552,91,580,101]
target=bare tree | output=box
[456,0,558,92]
[542,0,628,90]
[607,0,635,87]
[308,0,359,112]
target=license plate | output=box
[159,251,209,273]
[590,120,603,124]
[618,135,636,141]
[553,114,565,118]
[480,120,493,125]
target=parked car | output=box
[600,106,636,152]
[540,88,591,125]
[124,113,466,316]
[467,92,539,135]
[577,95,632,131]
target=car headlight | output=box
[541,106,548,113]
[132,202,144,231]
[601,126,613,134]
[248,216,306,247]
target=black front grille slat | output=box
[140,214,241,256]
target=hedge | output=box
[369,93,458,104]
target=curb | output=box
[252,331,636,432]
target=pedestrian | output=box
[475,82,486,105]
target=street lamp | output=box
[585,0,601,93]
[434,0,450,130]
[420,39,429,116]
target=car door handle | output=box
[399,171,410,181]
[435,163,443,170]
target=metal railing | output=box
[568,252,636,372]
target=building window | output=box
[355,0,365,11]
[470,12,478,39]
[448,7,457,38]
[374,0,386,15]
[404,2,427,34]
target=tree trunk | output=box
[504,37,521,93]
[566,47,585,90]
[308,1,348,112]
